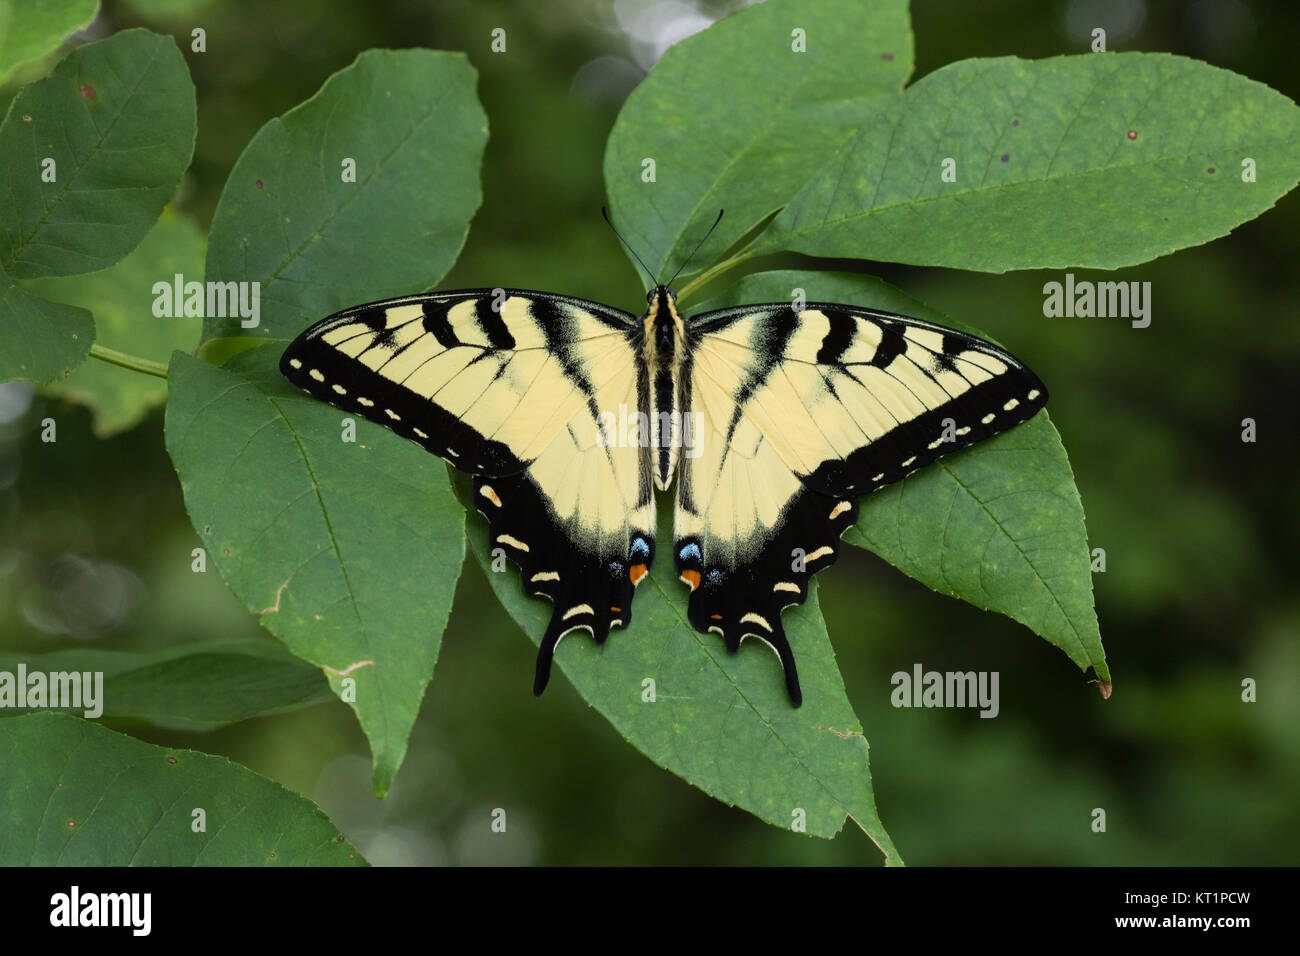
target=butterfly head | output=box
[645,285,683,351]
[645,285,678,307]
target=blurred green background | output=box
[1,0,1297,864]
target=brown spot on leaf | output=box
[166,756,178,764]
[78,84,95,100]
[67,820,76,827]
[256,180,263,189]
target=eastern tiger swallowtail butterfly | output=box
[280,246,1047,706]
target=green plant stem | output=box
[89,344,169,379]
[676,251,751,303]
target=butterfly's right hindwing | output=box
[281,290,656,694]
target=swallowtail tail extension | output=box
[281,247,1047,706]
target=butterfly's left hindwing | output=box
[674,302,1049,705]
[281,290,657,694]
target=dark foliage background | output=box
[1,0,1296,864]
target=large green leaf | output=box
[0,713,366,865]
[24,208,204,433]
[0,28,196,279]
[202,49,486,342]
[0,0,98,84]
[164,345,466,795]
[851,413,1106,683]
[0,264,93,382]
[461,477,899,864]
[604,0,912,284]
[755,53,1300,271]
[699,270,1106,686]
[0,640,333,730]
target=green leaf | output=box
[164,345,465,795]
[0,713,366,865]
[0,264,93,382]
[462,478,900,864]
[691,268,974,332]
[0,28,196,278]
[0,0,98,84]
[202,49,487,342]
[851,414,1107,684]
[701,270,1106,686]
[0,640,334,730]
[755,53,1300,271]
[604,0,912,283]
[24,208,204,434]
[120,0,214,22]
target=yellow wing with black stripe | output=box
[280,289,657,693]
[672,302,1048,705]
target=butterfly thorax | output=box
[641,286,688,490]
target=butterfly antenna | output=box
[667,209,725,289]
[601,206,657,287]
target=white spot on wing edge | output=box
[531,571,560,582]
[773,581,800,594]
[289,358,303,369]
[828,501,851,520]
[562,604,594,620]
[497,534,529,552]
[740,632,784,663]
[1004,398,1020,411]
[480,485,502,507]
[739,612,773,633]
[309,369,325,382]
[385,408,401,421]
[805,545,834,562]
[551,624,594,654]
[981,412,996,424]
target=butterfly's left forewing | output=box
[674,302,1049,705]
[281,290,656,693]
